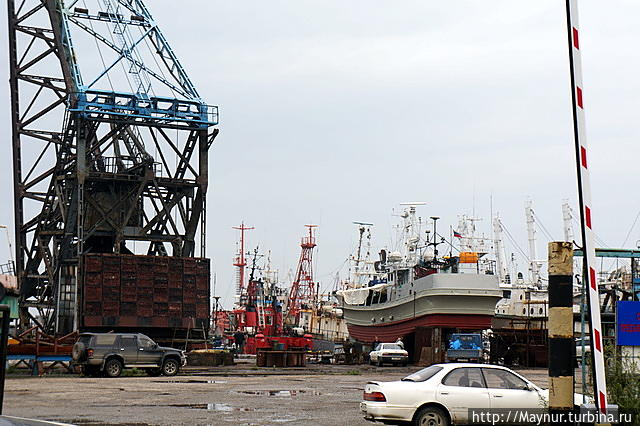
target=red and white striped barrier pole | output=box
[565,0,608,414]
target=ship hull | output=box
[338,274,502,343]
[346,313,493,343]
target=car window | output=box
[482,368,529,390]
[138,336,156,349]
[78,335,92,345]
[442,368,485,388]
[119,336,138,348]
[403,365,443,382]
[94,334,117,346]
[381,344,402,350]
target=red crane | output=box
[286,225,318,324]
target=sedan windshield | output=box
[381,344,402,350]
[402,365,443,382]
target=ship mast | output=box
[493,215,509,284]
[399,202,425,264]
[525,200,542,285]
[233,223,254,305]
[286,225,318,325]
[352,221,373,286]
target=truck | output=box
[446,333,483,362]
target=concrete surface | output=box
[1,365,581,425]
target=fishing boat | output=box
[335,204,502,344]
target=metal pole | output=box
[0,305,10,414]
[548,242,574,422]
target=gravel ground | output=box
[2,364,576,426]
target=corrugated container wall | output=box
[82,254,210,330]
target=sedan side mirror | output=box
[524,383,535,391]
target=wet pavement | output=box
[2,364,572,425]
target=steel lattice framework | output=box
[7,0,218,334]
[286,225,317,323]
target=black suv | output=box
[72,333,186,377]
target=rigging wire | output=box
[82,0,114,91]
[571,216,608,247]
[620,209,640,248]
[500,221,531,263]
[119,10,154,95]
[318,258,349,295]
[98,0,136,94]
[531,210,555,241]
[139,23,178,99]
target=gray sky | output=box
[1,1,639,309]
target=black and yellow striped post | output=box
[548,242,574,421]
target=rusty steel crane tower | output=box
[286,225,318,325]
[7,0,218,334]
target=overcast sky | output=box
[1,1,639,309]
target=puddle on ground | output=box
[152,379,227,384]
[269,415,299,423]
[123,403,253,412]
[237,389,321,396]
[169,403,253,411]
[340,386,364,391]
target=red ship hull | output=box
[346,313,492,343]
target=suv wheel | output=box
[162,358,179,376]
[104,358,123,378]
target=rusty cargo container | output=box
[82,254,210,334]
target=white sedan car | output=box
[361,363,588,425]
[370,343,409,367]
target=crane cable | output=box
[82,0,114,92]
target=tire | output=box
[377,359,383,367]
[104,358,123,378]
[413,406,449,426]
[145,368,162,377]
[162,358,179,376]
[402,361,408,367]
[72,342,86,361]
